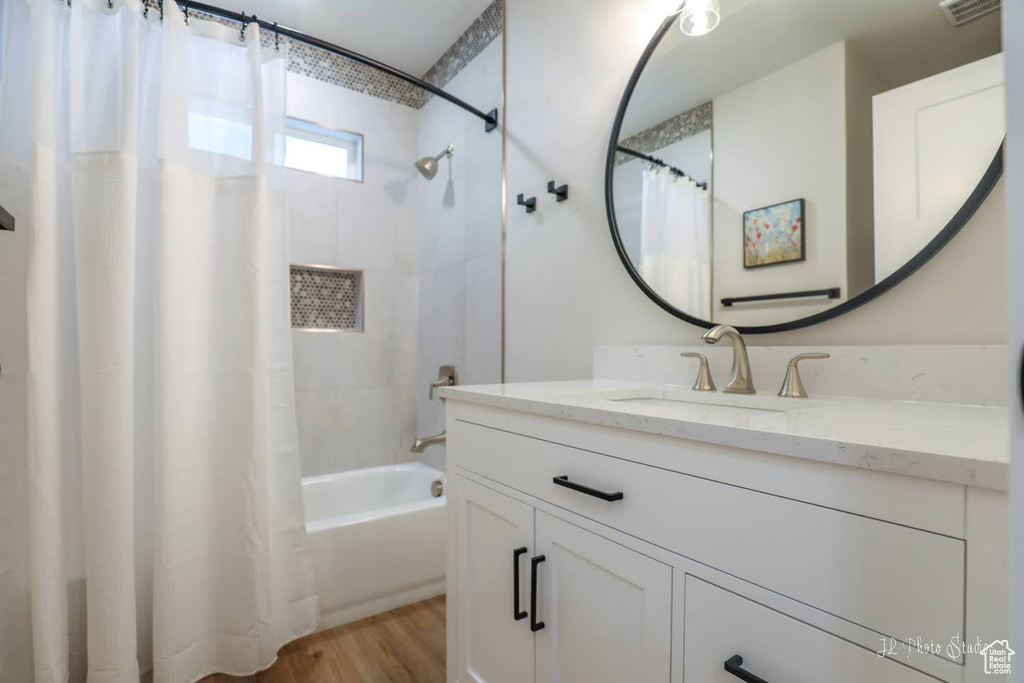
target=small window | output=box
[284,118,363,181]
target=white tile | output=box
[393,273,419,388]
[334,387,396,471]
[336,331,393,390]
[335,182,397,272]
[285,169,338,267]
[294,389,341,477]
[291,330,341,391]
[393,383,419,463]
[287,74,342,130]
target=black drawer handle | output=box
[513,547,528,621]
[725,655,769,683]
[530,554,546,632]
[552,475,624,502]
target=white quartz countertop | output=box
[440,380,1009,490]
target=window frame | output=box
[284,116,364,182]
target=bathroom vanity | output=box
[441,378,1008,683]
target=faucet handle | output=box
[680,352,716,392]
[429,364,459,400]
[778,353,830,398]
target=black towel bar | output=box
[721,287,840,307]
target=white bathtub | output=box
[302,462,447,630]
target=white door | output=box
[534,512,672,683]
[873,53,1004,282]
[454,477,536,683]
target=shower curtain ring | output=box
[108,0,113,9]
[274,22,280,50]
[240,12,247,41]
[158,0,163,21]
[183,0,189,24]
[142,0,148,17]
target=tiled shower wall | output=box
[288,10,503,477]
[415,38,504,472]
[287,73,422,477]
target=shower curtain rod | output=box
[181,1,499,133]
[616,145,707,190]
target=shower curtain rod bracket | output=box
[182,2,501,133]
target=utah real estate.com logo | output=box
[980,639,1014,675]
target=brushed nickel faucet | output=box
[680,352,716,391]
[702,325,755,394]
[778,353,830,398]
[413,365,458,452]
[412,432,447,453]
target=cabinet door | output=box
[534,511,671,683]
[454,477,536,683]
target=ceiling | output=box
[621,0,1002,137]
[203,0,496,76]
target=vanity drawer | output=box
[451,419,965,655]
[680,574,935,683]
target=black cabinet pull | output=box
[530,554,546,632]
[724,655,769,683]
[513,547,528,621]
[552,475,624,502]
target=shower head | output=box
[414,144,455,180]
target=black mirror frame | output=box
[605,14,1005,335]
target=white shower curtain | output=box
[639,166,711,320]
[0,1,318,681]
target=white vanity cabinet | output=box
[445,399,1008,683]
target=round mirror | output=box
[607,0,1004,333]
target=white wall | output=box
[286,73,421,477]
[711,42,848,327]
[415,38,504,472]
[504,0,1006,383]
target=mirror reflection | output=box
[611,0,1004,328]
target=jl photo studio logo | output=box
[980,639,1014,675]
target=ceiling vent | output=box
[939,0,1001,27]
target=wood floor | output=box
[202,596,446,683]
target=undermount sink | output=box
[569,386,831,418]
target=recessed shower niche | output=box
[290,264,364,331]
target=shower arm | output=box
[181,2,499,133]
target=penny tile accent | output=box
[290,266,362,330]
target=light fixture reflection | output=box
[679,0,720,36]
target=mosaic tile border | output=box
[290,265,363,331]
[190,1,503,110]
[420,0,503,106]
[616,101,713,165]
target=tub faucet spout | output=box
[411,431,446,453]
